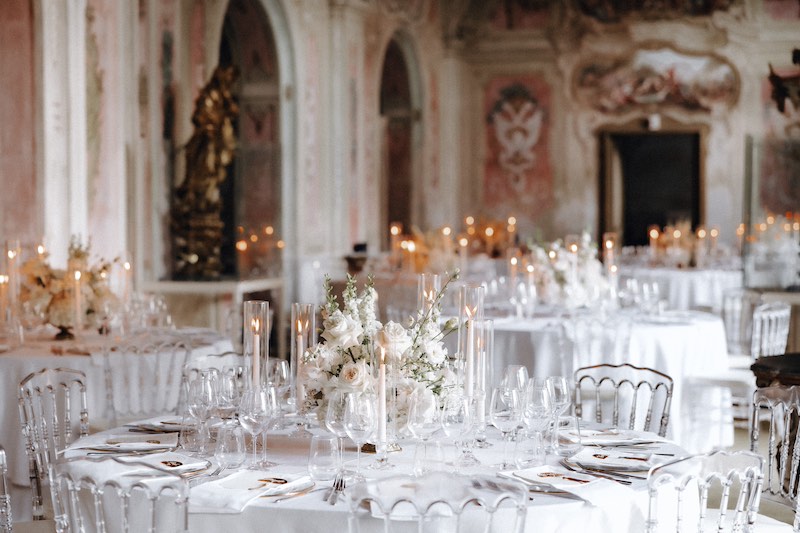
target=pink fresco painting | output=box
[763,0,800,21]
[483,75,553,218]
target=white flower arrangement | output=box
[300,272,460,428]
[529,230,609,309]
[19,237,120,334]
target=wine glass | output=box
[325,390,351,477]
[343,392,376,482]
[489,386,522,470]
[501,365,529,393]
[187,372,216,455]
[213,372,240,424]
[406,389,441,475]
[238,386,278,469]
[546,376,571,416]
[521,379,552,467]
[214,422,246,473]
[268,358,291,427]
[440,395,477,470]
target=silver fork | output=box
[559,460,634,484]
[328,473,346,505]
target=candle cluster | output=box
[646,220,720,268]
[235,224,285,278]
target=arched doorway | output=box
[219,0,282,278]
[379,35,419,249]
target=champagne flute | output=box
[343,392,376,482]
[545,376,572,452]
[268,358,291,427]
[489,386,522,470]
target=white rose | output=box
[322,310,363,349]
[378,321,412,361]
[422,340,446,366]
[338,361,371,392]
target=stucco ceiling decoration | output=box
[573,43,740,114]
[378,0,426,22]
[576,0,737,24]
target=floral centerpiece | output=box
[300,272,460,432]
[529,230,609,309]
[19,237,120,339]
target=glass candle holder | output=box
[416,273,440,315]
[243,300,269,390]
[4,240,21,320]
[457,284,485,399]
[473,318,494,446]
[291,303,316,415]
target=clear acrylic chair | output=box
[1,446,11,533]
[721,288,763,362]
[645,450,764,533]
[751,385,800,530]
[103,338,191,427]
[565,310,632,371]
[751,302,792,359]
[51,455,189,533]
[18,368,89,521]
[347,472,527,533]
[574,363,673,437]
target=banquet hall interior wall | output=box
[0,0,798,323]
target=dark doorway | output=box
[600,132,701,246]
[380,39,413,249]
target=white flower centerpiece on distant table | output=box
[300,272,460,435]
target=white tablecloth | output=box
[0,328,232,494]
[64,424,689,533]
[619,266,742,313]
[481,310,731,452]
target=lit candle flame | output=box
[649,228,660,239]
[37,244,45,255]
[485,227,495,237]
[710,228,719,237]
[526,264,534,274]
[296,319,303,335]
[459,237,468,247]
[510,257,518,266]
[508,216,516,226]
[465,216,475,226]
[605,240,613,249]
[123,260,132,271]
[697,229,707,239]
[407,241,416,252]
[251,317,261,333]
[74,270,81,281]
[442,226,452,236]
[673,230,681,239]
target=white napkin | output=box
[502,466,631,507]
[569,427,658,446]
[189,470,312,514]
[70,432,178,452]
[568,448,653,472]
[119,452,210,475]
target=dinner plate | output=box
[569,427,656,446]
[567,448,653,472]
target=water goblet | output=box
[520,379,552,467]
[187,373,216,455]
[406,389,442,475]
[440,395,477,470]
[501,365,529,393]
[238,386,278,469]
[489,386,522,470]
[343,392,376,482]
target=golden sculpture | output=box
[171,66,239,280]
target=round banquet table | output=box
[479,309,731,452]
[618,265,742,313]
[0,327,233,520]
[62,422,692,533]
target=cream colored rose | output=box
[378,321,412,361]
[338,361,370,392]
[321,310,363,349]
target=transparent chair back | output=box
[750,385,800,525]
[104,337,191,427]
[565,310,632,370]
[721,288,762,356]
[18,367,89,520]
[750,302,791,358]
[347,472,527,533]
[0,446,12,533]
[574,363,673,437]
[51,455,189,533]
[646,450,763,533]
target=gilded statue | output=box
[171,65,239,280]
